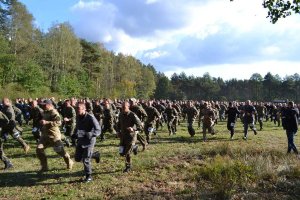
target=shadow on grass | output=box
[0,169,120,187]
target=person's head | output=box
[229,102,233,108]
[77,102,86,116]
[246,100,251,106]
[122,101,130,112]
[64,99,71,107]
[103,99,110,109]
[187,101,193,107]
[146,100,152,107]
[288,101,295,108]
[44,99,54,111]
[31,100,38,108]
[2,97,10,106]
[129,98,137,106]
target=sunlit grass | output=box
[0,119,299,199]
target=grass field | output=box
[0,119,300,200]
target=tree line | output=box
[0,0,299,102]
[156,72,300,102]
[0,0,156,99]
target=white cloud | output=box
[71,0,102,11]
[146,0,159,5]
[164,61,300,80]
[144,50,168,59]
[261,46,281,56]
[68,0,300,79]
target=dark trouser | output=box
[286,130,298,154]
[65,124,76,145]
[136,132,147,146]
[227,121,235,137]
[202,123,214,141]
[167,118,176,135]
[101,125,116,139]
[144,123,154,143]
[0,138,10,165]
[32,127,41,142]
[120,133,137,167]
[258,115,263,130]
[75,144,95,176]
[244,122,256,137]
[188,121,195,136]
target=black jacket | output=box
[282,108,299,132]
[74,113,101,148]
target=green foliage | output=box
[198,155,255,199]
[263,0,300,23]
[17,61,44,92]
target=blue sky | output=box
[20,0,300,80]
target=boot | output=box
[83,174,92,183]
[142,143,148,151]
[123,164,131,173]
[4,160,13,170]
[92,151,100,163]
[133,145,138,155]
[23,144,30,154]
[63,153,73,170]
[64,138,71,148]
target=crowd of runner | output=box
[0,97,299,182]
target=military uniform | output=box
[130,105,148,148]
[117,110,143,172]
[93,103,104,127]
[144,106,160,143]
[225,106,240,139]
[29,105,44,142]
[242,104,257,139]
[0,111,13,169]
[201,107,215,141]
[164,106,178,135]
[101,107,116,140]
[2,104,29,153]
[256,105,266,130]
[62,105,77,145]
[186,106,198,137]
[36,107,73,172]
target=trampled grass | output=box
[0,119,299,200]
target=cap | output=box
[44,99,53,105]
[129,98,136,102]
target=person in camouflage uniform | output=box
[144,100,161,144]
[197,100,206,129]
[129,98,148,151]
[62,99,77,146]
[0,111,13,170]
[100,99,116,140]
[12,104,23,126]
[256,102,266,130]
[164,102,178,136]
[225,102,240,140]
[185,101,199,137]
[201,102,216,142]
[241,100,258,140]
[29,100,44,143]
[172,101,182,132]
[93,99,104,127]
[1,98,30,153]
[36,100,74,173]
[117,101,142,173]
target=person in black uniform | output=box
[73,102,101,183]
